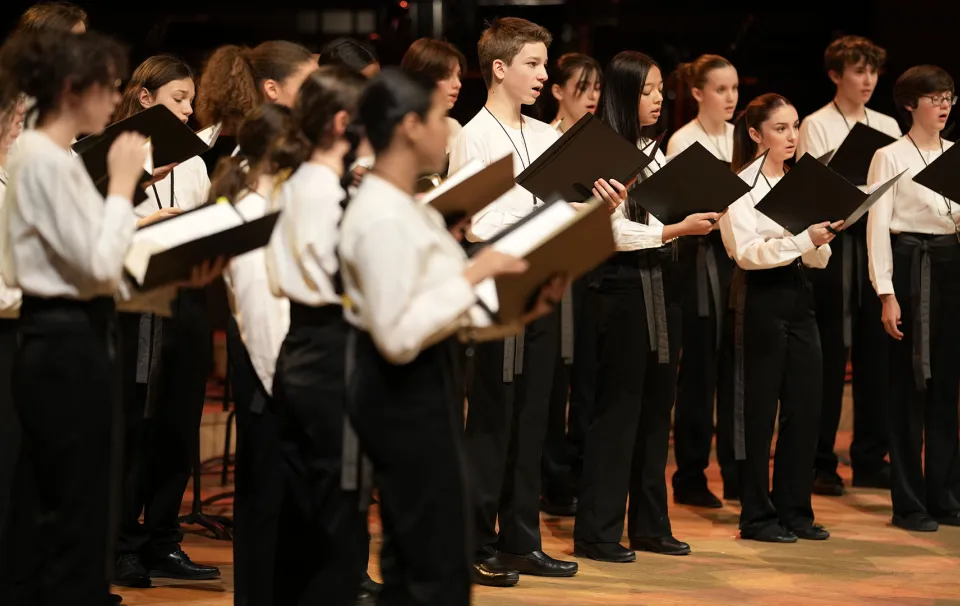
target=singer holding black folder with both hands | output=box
[865,65,960,533]
[718,94,838,544]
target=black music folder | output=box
[912,140,960,202]
[816,121,897,186]
[515,113,661,202]
[755,153,906,236]
[75,105,222,184]
[468,197,615,324]
[125,200,278,291]
[420,154,514,224]
[631,143,767,225]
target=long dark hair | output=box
[318,38,378,74]
[537,52,602,122]
[196,40,314,133]
[208,103,307,203]
[113,54,194,123]
[295,66,366,190]
[731,93,792,170]
[597,50,661,144]
[360,67,437,154]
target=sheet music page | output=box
[420,159,485,206]
[737,153,766,187]
[196,123,223,147]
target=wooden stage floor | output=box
[113,426,960,606]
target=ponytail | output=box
[676,54,733,93]
[730,93,791,171]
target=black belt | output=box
[289,302,343,329]
[729,260,808,461]
[893,233,960,389]
[695,236,723,351]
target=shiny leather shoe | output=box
[573,541,636,563]
[114,553,151,588]
[108,594,123,605]
[496,550,578,577]
[936,512,960,527]
[893,513,939,532]
[356,572,382,604]
[473,555,520,587]
[791,524,830,540]
[540,495,578,517]
[629,536,691,556]
[812,471,845,496]
[674,488,723,509]
[147,548,221,580]
[740,525,798,543]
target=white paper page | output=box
[196,123,223,148]
[420,159,485,206]
[143,140,154,175]
[737,153,767,187]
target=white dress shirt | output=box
[866,136,957,295]
[0,167,22,318]
[446,117,462,155]
[224,190,290,394]
[720,173,832,270]
[266,162,345,307]
[611,141,670,251]
[2,130,138,300]
[133,155,211,218]
[797,102,902,161]
[666,119,735,162]
[449,108,560,241]
[340,173,485,365]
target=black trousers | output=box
[271,305,367,606]
[2,297,121,606]
[116,289,212,560]
[226,316,284,606]
[349,330,471,606]
[465,310,560,557]
[673,234,737,496]
[733,265,822,534]
[541,274,598,501]
[887,235,960,519]
[574,257,681,543]
[0,319,20,543]
[812,232,891,477]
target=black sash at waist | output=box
[289,302,343,330]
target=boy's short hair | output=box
[477,17,552,87]
[16,1,87,35]
[824,35,886,76]
[893,65,955,124]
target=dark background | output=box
[1,0,957,136]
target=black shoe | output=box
[629,536,691,556]
[740,525,798,543]
[496,550,578,577]
[356,571,382,603]
[852,467,891,489]
[936,512,960,527]
[108,594,123,605]
[790,524,830,540]
[892,512,939,532]
[812,471,845,496]
[674,488,723,509]
[573,541,636,563]
[147,548,221,580]
[472,555,520,587]
[113,553,151,588]
[540,495,578,517]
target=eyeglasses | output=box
[920,93,957,106]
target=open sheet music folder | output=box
[420,154,514,223]
[755,153,907,236]
[76,105,222,185]
[631,144,767,225]
[468,197,615,325]
[125,199,279,291]
[815,121,897,186]
[515,113,661,203]
[912,139,960,203]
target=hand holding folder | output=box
[754,153,907,237]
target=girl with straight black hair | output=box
[318,37,380,78]
[720,92,838,543]
[573,50,718,563]
[339,66,565,605]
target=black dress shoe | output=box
[674,488,723,509]
[108,594,123,605]
[573,541,636,563]
[936,512,960,527]
[740,525,798,543]
[496,550,578,577]
[629,536,691,556]
[147,548,221,580]
[540,495,578,517]
[472,555,520,587]
[812,471,845,496]
[893,512,939,532]
[852,466,891,489]
[790,524,830,540]
[356,571,382,604]
[114,553,151,588]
